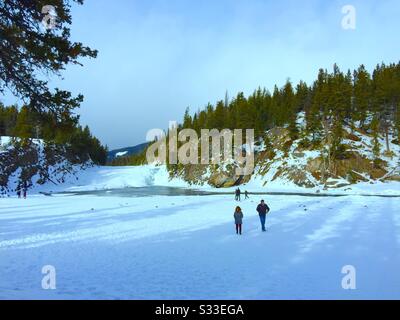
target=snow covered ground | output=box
[1,159,400,299]
[1,191,399,299]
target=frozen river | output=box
[1,190,400,299]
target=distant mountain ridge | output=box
[107,142,149,162]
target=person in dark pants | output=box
[237,188,241,201]
[234,188,238,201]
[256,200,270,232]
[244,190,249,199]
[234,206,244,235]
[22,181,27,199]
[16,185,21,198]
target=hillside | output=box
[1,103,107,195]
[107,142,149,162]
[0,136,93,196]
[167,113,400,190]
[153,62,400,191]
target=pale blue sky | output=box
[3,0,400,149]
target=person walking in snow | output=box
[244,190,249,199]
[237,188,241,201]
[22,181,27,199]
[256,200,270,232]
[234,188,238,201]
[16,184,21,198]
[234,206,244,235]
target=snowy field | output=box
[1,191,400,299]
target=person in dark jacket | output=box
[16,185,21,198]
[256,200,270,232]
[233,206,244,235]
[244,190,249,199]
[22,181,27,199]
[237,188,241,201]
[234,188,241,201]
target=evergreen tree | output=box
[214,101,226,130]
[0,102,107,165]
[282,80,298,140]
[14,106,34,138]
[306,70,325,142]
[154,61,400,170]
[235,92,251,129]
[371,116,381,167]
[353,65,371,128]
[182,107,192,128]
[0,0,97,119]
[295,81,311,113]
[0,102,5,136]
[396,104,400,142]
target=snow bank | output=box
[22,164,189,194]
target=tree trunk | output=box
[385,125,390,152]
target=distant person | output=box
[16,185,21,198]
[256,200,270,232]
[23,181,27,199]
[234,206,244,235]
[244,190,249,199]
[237,188,241,201]
[234,188,240,201]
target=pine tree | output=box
[224,91,229,108]
[0,0,97,118]
[235,92,252,129]
[295,81,310,113]
[270,86,282,127]
[4,105,18,136]
[182,107,192,128]
[0,102,5,136]
[14,106,34,138]
[306,70,325,142]
[282,80,298,140]
[396,104,400,142]
[353,65,371,128]
[205,103,215,129]
[250,87,271,137]
[372,63,394,153]
[214,101,225,130]
[371,116,381,167]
